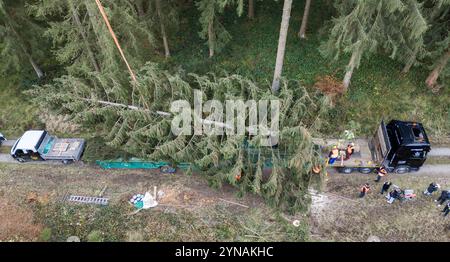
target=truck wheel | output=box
[17,158,26,163]
[62,160,73,165]
[394,165,410,174]
[358,167,373,174]
[338,167,353,174]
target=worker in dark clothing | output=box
[359,183,370,198]
[380,181,392,194]
[435,190,449,206]
[374,166,387,182]
[423,182,440,196]
[442,202,450,217]
[387,187,401,204]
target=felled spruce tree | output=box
[30,63,330,213]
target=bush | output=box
[39,227,52,242]
[87,230,103,242]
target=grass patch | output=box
[0,146,10,154]
[31,202,309,242]
[33,203,131,242]
[0,77,44,137]
[425,156,450,165]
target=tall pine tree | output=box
[196,0,243,58]
[321,0,428,91]
[0,0,46,78]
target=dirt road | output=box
[0,154,68,165]
[429,148,450,157]
[1,139,16,147]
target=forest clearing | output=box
[0,0,449,244]
[0,161,448,242]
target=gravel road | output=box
[428,147,450,157]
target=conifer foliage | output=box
[322,0,429,91]
[30,63,330,213]
[196,0,243,57]
[0,0,46,78]
[2,0,448,213]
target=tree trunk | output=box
[271,0,293,93]
[84,0,102,45]
[7,21,44,79]
[208,20,215,58]
[29,57,44,79]
[156,0,170,58]
[402,48,418,74]
[342,51,358,92]
[298,0,311,39]
[70,1,101,72]
[248,0,255,19]
[425,49,450,90]
[135,0,145,17]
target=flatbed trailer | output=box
[313,138,378,173]
[314,120,431,174]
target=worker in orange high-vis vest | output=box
[359,183,370,198]
[375,166,388,182]
[343,142,355,160]
[328,145,339,165]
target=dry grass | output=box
[0,163,309,242]
[311,172,450,242]
[2,162,446,242]
[0,197,42,241]
[39,110,80,135]
[313,75,345,100]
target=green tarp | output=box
[96,158,191,170]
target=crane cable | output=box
[94,0,137,84]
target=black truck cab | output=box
[383,120,431,173]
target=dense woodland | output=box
[1,0,449,212]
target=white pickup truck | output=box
[10,130,85,164]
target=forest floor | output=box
[1,161,449,242]
[0,163,308,242]
[168,1,450,142]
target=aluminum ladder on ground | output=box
[67,195,109,205]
